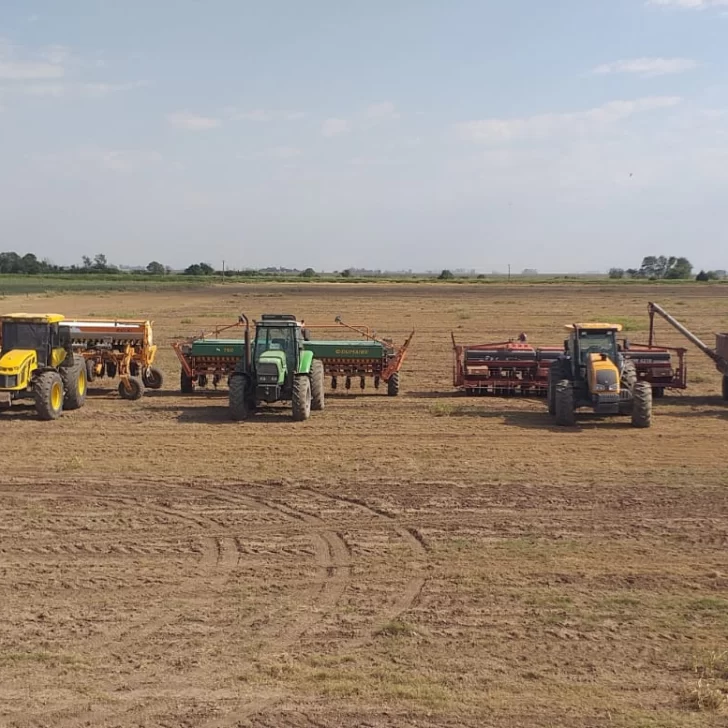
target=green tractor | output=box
[228,314,324,421]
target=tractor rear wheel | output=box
[722,375,728,401]
[118,377,144,401]
[387,372,400,396]
[229,374,251,421]
[311,360,325,411]
[292,375,312,421]
[548,361,568,415]
[554,379,576,426]
[631,381,653,428]
[61,356,87,410]
[180,369,194,394]
[34,371,64,420]
[622,359,637,389]
[142,366,164,390]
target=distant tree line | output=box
[609,256,726,282]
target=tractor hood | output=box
[0,349,36,374]
[257,350,287,384]
[587,353,620,393]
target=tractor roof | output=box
[566,323,623,332]
[0,313,65,324]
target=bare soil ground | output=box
[1,283,727,727]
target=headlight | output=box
[609,383,619,391]
[594,384,607,392]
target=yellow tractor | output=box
[0,313,87,420]
[547,323,652,428]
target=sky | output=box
[0,0,727,273]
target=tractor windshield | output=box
[254,324,297,368]
[1,322,49,354]
[577,330,618,364]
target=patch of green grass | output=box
[0,650,84,667]
[180,318,193,324]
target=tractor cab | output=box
[566,323,622,370]
[0,314,69,384]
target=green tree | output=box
[147,261,165,275]
[340,268,352,278]
[301,267,317,278]
[438,269,455,280]
[608,268,625,279]
[696,270,710,282]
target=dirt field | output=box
[1,283,727,727]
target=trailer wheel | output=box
[292,375,312,421]
[229,374,251,421]
[85,359,96,383]
[118,377,144,401]
[652,387,665,399]
[310,360,325,411]
[554,380,576,426]
[722,375,728,402]
[61,356,87,410]
[106,361,117,379]
[631,381,653,428]
[387,372,400,396]
[34,371,64,421]
[180,370,194,394]
[142,367,164,390]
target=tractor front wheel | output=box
[622,360,637,389]
[292,375,312,421]
[229,374,251,421]
[547,361,568,415]
[61,355,87,410]
[311,360,325,411]
[142,366,164,390]
[631,381,653,428]
[387,372,400,396]
[554,380,576,426]
[118,377,144,401]
[34,371,64,421]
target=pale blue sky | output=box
[0,0,726,272]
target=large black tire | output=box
[180,369,194,394]
[61,356,87,410]
[85,359,96,383]
[622,359,637,389]
[653,387,665,399]
[387,372,400,397]
[554,379,576,426]
[229,374,251,421]
[310,360,325,411]
[34,370,64,421]
[142,366,164,390]
[548,360,569,415]
[722,375,728,402]
[631,381,653,428]
[118,377,144,401]
[106,361,117,379]
[292,375,312,421]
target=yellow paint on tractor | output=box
[0,313,65,324]
[0,350,37,390]
[586,351,621,393]
[565,323,623,332]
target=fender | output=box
[296,349,314,375]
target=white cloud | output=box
[39,45,71,65]
[0,61,64,80]
[593,57,698,77]
[34,146,163,174]
[167,111,221,131]
[455,96,682,143]
[366,101,400,120]
[321,117,350,137]
[648,0,728,7]
[228,108,306,121]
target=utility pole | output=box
[222,259,225,284]
[508,264,511,282]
